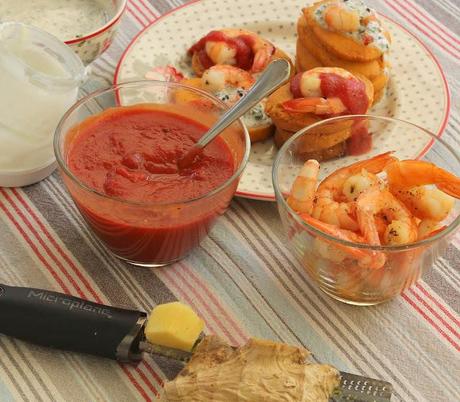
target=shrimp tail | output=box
[252,50,269,73]
[436,181,460,199]
[356,151,398,175]
[300,213,364,243]
[386,160,460,196]
[421,225,448,239]
[251,44,274,73]
[281,97,347,115]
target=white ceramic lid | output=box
[0,159,57,188]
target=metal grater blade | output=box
[331,372,393,402]
[139,341,193,362]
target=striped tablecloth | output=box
[0,1,459,401]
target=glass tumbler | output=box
[54,81,250,267]
[273,115,460,305]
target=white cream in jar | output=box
[0,22,85,185]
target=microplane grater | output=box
[331,372,393,402]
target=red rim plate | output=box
[113,0,451,202]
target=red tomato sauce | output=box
[319,73,369,114]
[66,105,235,264]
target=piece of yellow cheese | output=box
[144,302,205,352]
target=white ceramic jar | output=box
[0,22,86,187]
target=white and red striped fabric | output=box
[0,1,459,401]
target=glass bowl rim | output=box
[54,80,251,207]
[272,114,460,251]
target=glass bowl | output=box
[54,80,250,267]
[273,115,460,305]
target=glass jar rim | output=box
[0,21,86,91]
[54,80,251,207]
[272,114,460,251]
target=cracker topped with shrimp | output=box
[176,65,275,143]
[305,0,391,62]
[174,28,294,143]
[151,28,293,144]
[188,28,293,76]
[297,0,391,103]
[265,67,373,160]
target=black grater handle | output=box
[0,283,146,362]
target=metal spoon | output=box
[178,59,291,169]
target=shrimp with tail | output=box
[312,152,396,231]
[385,160,460,221]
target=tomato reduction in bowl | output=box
[66,105,236,264]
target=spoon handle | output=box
[195,59,291,149]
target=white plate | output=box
[114,0,450,201]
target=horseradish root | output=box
[162,336,340,401]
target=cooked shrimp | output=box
[324,4,361,33]
[301,214,366,244]
[342,170,382,201]
[213,29,275,73]
[282,68,357,115]
[190,29,275,73]
[374,214,390,240]
[297,70,323,98]
[312,190,359,231]
[356,188,418,248]
[385,160,460,220]
[311,153,396,231]
[385,160,460,199]
[204,41,237,65]
[384,220,418,246]
[300,214,384,269]
[201,65,254,94]
[437,181,460,199]
[317,152,396,199]
[282,97,347,115]
[417,219,446,240]
[287,159,320,214]
[247,34,276,73]
[394,186,455,222]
